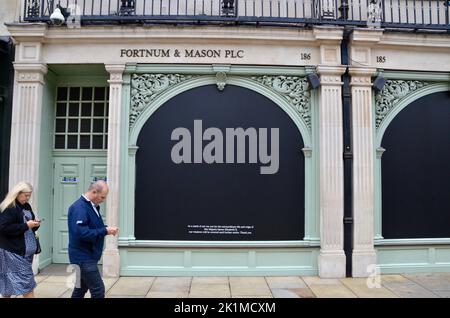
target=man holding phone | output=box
[67,180,118,298]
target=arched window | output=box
[381,91,450,239]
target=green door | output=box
[52,156,107,263]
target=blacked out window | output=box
[54,87,109,150]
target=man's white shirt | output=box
[82,194,100,218]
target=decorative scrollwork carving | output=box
[129,73,195,128]
[375,80,429,129]
[251,75,311,130]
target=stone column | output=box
[9,63,48,202]
[9,63,47,276]
[102,64,126,277]
[349,67,377,277]
[317,65,347,278]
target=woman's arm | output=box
[30,210,40,232]
[0,207,28,236]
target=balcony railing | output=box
[22,0,450,30]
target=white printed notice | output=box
[187,225,254,235]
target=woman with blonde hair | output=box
[0,181,41,298]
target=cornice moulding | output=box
[350,28,383,46]
[348,67,377,76]
[312,26,344,43]
[7,24,318,45]
[5,23,47,41]
[378,32,450,48]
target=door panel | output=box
[52,157,85,263]
[52,156,107,263]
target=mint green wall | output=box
[120,248,319,276]
[37,72,56,268]
[118,64,320,275]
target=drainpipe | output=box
[341,27,353,277]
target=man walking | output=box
[68,180,118,298]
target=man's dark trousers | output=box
[71,262,105,298]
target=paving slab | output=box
[403,273,450,291]
[433,290,450,298]
[34,275,49,284]
[44,275,72,283]
[266,276,307,289]
[191,277,229,285]
[146,291,189,298]
[149,277,192,293]
[189,284,231,298]
[303,276,356,298]
[107,295,146,298]
[107,277,155,296]
[34,282,70,298]
[381,275,439,298]
[232,295,274,298]
[229,277,272,297]
[271,288,301,298]
[340,278,398,298]
[303,276,344,286]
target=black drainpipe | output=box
[341,27,353,277]
[0,38,15,199]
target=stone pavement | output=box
[25,264,450,298]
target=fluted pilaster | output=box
[9,63,48,210]
[349,67,377,277]
[316,66,347,278]
[103,64,126,277]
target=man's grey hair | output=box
[88,180,107,193]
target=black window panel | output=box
[54,135,65,149]
[57,87,68,101]
[105,119,108,132]
[80,119,91,133]
[55,119,66,133]
[94,87,106,100]
[67,135,78,149]
[69,103,79,117]
[135,84,305,241]
[81,103,92,117]
[68,119,78,133]
[56,103,67,117]
[105,87,109,100]
[82,87,93,101]
[104,135,108,149]
[382,91,450,239]
[93,119,103,133]
[69,87,80,100]
[80,135,90,149]
[94,103,104,116]
[92,135,103,149]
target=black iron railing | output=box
[22,0,450,30]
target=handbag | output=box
[35,233,41,254]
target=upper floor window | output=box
[54,87,109,150]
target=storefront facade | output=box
[5,0,450,278]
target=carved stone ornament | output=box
[216,72,227,91]
[375,80,429,129]
[251,75,311,129]
[130,73,195,128]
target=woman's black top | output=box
[0,201,39,256]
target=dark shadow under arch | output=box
[135,84,305,241]
[381,91,450,239]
